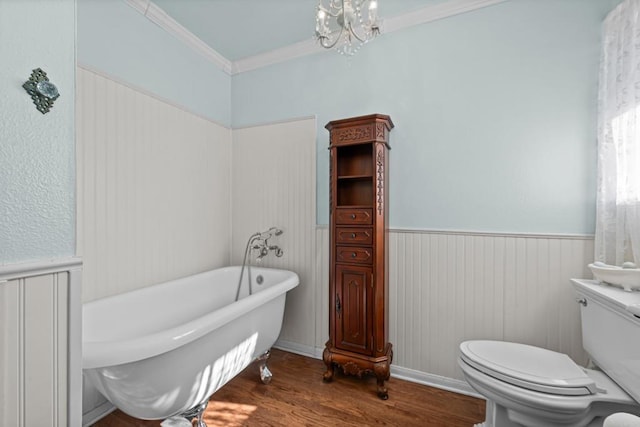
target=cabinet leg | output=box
[374,358,391,400]
[376,378,388,400]
[323,365,334,382]
[322,347,334,382]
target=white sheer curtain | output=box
[595,0,640,265]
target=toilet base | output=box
[480,399,612,427]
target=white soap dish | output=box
[588,262,640,292]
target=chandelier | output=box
[315,0,381,56]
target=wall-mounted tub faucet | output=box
[251,227,284,262]
[235,227,284,301]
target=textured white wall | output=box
[77,67,232,302]
[0,0,76,264]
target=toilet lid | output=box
[460,341,597,396]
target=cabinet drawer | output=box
[336,227,373,245]
[336,246,373,265]
[335,208,373,225]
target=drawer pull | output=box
[351,252,357,258]
[351,233,357,238]
[351,214,356,219]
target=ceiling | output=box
[151,0,450,61]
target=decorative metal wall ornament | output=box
[23,68,60,114]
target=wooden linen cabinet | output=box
[322,114,394,399]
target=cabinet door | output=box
[335,264,373,355]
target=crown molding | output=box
[383,0,507,33]
[232,38,323,75]
[126,0,508,76]
[124,0,233,74]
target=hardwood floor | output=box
[92,349,486,426]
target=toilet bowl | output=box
[459,341,640,426]
[458,279,640,427]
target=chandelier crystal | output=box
[315,0,381,56]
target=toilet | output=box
[458,279,640,427]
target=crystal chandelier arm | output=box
[328,0,343,15]
[347,22,368,43]
[316,0,348,48]
[319,24,345,49]
[320,7,341,18]
[317,0,342,18]
[350,0,379,43]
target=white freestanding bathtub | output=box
[83,266,299,421]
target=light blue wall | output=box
[232,0,619,234]
[77,0,231,126]
[0,0,76,264]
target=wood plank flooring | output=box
[92,349,485,427]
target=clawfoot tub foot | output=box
[257,349,273,384]
[180,400,208,427]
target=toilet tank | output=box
[571,279,640,403]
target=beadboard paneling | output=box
[231,118,316,349]
[0,259,82,427]
[314,223,331,352]
[77,67,232,302]
[314,227,593,381]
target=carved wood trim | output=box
[329,150,333,213]
[335,125,373,144]
[342,361,368,378]
[376,148,384,215]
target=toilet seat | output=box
[460,340,597,396]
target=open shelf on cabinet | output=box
[337,144,373,177]
[336,177,373,207]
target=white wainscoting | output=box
[0,258,82,427]
[306,227,594,393]
[231,117,317,349]
[76,67,232,302]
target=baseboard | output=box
[390,365,483,399]
[82,401,116,427]
[274,339,324,359]
[273,340,483,400]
